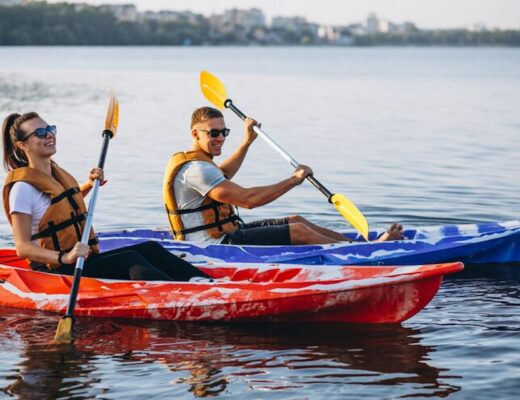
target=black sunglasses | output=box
[198,128,230,138]
[21,125,57,141]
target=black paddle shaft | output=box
[63,130,113,318]
[98,130,114,169]
[224,100,334,202]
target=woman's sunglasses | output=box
[21,125,57,141]
[198,128,230,138]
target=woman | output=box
[2,112,209,281]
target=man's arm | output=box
[219,118,258,179]
[208,165,312,209]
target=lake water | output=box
[0,47,519,399]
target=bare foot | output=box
[376,222,404,242]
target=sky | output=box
[49,0,520,29]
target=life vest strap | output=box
[31,213,87,241]
[175,215,240,236]
[50,187,80,206]
[167,200,223,215]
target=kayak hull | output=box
[98,220,520,266]
[0,249,462,323]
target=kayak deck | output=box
[98,220,520,266]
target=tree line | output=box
[1,2,519,46]
[0,2,209,45]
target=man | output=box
[163,106,403,245]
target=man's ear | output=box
[191,129,199,140]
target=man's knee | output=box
[289,222,312,244]
[288,215,305,224]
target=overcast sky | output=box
[50,0,520,29]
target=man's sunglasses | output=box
[21,125,57,141]
[198,128,230,138]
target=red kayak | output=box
[0,249,462,323]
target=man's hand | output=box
[293,165,313,184]
[243,117,259,146]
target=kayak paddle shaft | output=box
[63,130,113,318]
[224,99,334,201]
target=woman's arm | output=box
[11,212,61,265]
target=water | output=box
[0,47,519,398]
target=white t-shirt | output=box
[9,181,51,237]
[173,161,226,243]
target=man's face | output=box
[192,117,227,157]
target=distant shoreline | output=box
[1,2,519,47]
[1,44,520,48]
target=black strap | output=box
[175,215,240,236]
[50,187,80,206]
[48,221,62,252]
[70,211,82,241]
[31,213,87,241]
[167,201,223,215]
[29,262,49,272]
[211,202,223,232]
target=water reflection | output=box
[0,308,461,399]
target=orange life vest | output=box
[162,150,240,240]
[3,163,99,269]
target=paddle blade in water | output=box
[54,316,75,343]
[104,92,119,137]
[331,193,369,240]
[200,71,227,110]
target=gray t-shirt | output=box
[173,161,226,243]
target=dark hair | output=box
[191,107,223,129]
[2,112,40,171]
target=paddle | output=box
[200,71,369,240]
[54,93,119,343]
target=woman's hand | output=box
[88,167,107,186]
[62,242,91,265]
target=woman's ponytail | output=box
[2,112,39,171]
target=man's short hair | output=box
[191,107,223,129]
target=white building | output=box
[318,26,338,41]
[139,10,199,24]
[99,4,138,22]
[467,22,487,32]
[272,16,306,31]
[220,8,266,29]
[366,12,389,33]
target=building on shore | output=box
[99,4,138,21]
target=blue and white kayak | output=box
[98,220,520,266]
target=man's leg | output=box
[288,222,340,245]
[288,215,404,242]
[288,215,349,242]
[238,216,341,244]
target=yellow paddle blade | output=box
[54,316,75,343]
[200,70,227,110]
[104,91,119,137]
[331,193,369,241]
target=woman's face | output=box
[16,117,57,159]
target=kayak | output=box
[0,249,462,323]
[98,220,520,266]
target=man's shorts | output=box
[222,217,291,245]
